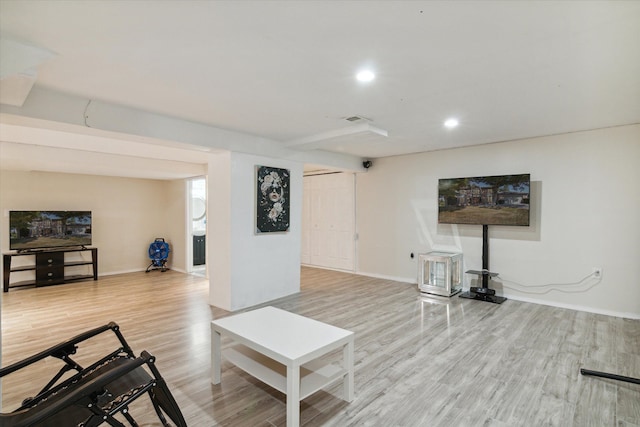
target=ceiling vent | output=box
[344,115,370,123]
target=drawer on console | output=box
[36,252,64,267]
[36,266,65,283]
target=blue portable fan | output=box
[146,238,170,273]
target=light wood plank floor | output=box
[2,267,639,426]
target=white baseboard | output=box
[100,267,188,276]
[354,270,417,285]
[101,266,639,320]
[300,263,355,274]
[100,268,145,276]
[303,264,417,285]
[504,293,640,320]
[354,269,639,320]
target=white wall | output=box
[208,152,303,311]
[0,170,188,275]
[356,124,640,318]
[208,152,232,309]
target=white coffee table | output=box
[211,306,354,427]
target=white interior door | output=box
[302,173,355,271]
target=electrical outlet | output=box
[593,268,602,278]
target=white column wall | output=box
[208,152,232,309]
[208,151,303,311]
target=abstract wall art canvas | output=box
[255,165,290,233]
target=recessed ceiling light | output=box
[444,118,459,129]
[356,70,375,82]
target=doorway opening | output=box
[189,177,207,277]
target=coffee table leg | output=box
[211,328,221,384]
[286,364,300,427]
[343,339,354,402]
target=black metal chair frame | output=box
[0,322,187,427]
[580,368,640,385]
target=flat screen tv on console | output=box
[438,174,530,226]
[9,211,92,252]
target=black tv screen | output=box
[9,211,92,251]
[438,174,530,226]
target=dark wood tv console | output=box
[3,248,98,292]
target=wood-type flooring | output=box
[1,267,638,426]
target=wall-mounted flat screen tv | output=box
[438,174,530,226]
[9,211,92,251]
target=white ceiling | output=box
[1,1,639,166]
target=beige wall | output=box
[0,170,187,276]
[165,178,188,273]
[356,124,640,318]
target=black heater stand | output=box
[459,225,507,304]
[580,369,640,385]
